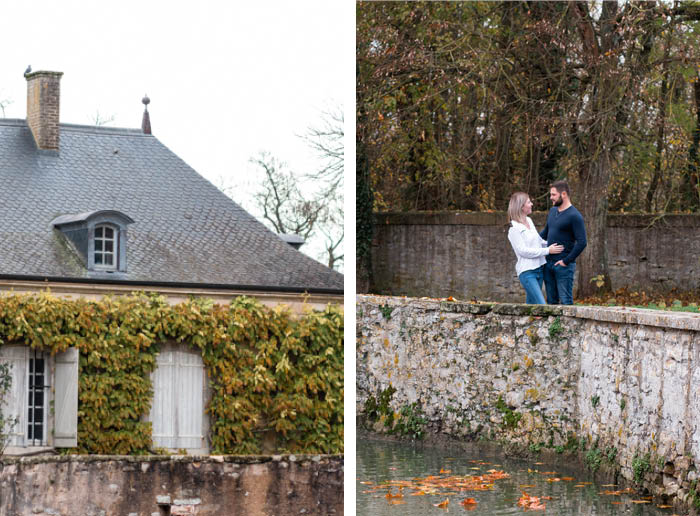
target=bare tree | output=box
[301,106,344,193]
[0,98,12,118]
[250,152,326,242]
[91,110,115,126]
[301,105,345,270]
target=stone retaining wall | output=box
[357,294,700,511]
[0,454,343,516]
[370,212,700,300]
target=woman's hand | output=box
[548,243,564,255]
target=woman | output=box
[507,192,563,304]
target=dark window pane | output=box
[95,240,103,251]
[95,253,103,264]
[95,227,103,238]
[105,227,113,239]
[105,241,113,252]
[34,391,44,407]
[105,254,113,266]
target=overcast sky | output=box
[0,1,348,266]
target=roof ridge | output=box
[0,118,148,136]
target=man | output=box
[539,180,587,305]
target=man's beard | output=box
[553,197,563,207]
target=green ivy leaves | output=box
[0,293,343,455]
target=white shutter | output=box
[149,345,205,450]
[54,347,78,447]
[175,349,204,449]
[0,346,27,447]
[150,347,176,448]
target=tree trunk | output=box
[574,155,612,298]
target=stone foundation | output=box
[0,454,343,516]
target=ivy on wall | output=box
[0,292,343,455]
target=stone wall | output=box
[0,454,343,516]
[371,212,700,300]
[357,294,700,510]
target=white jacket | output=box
[507,217,550,276]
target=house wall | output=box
[0,454,344,516]
[357,294,700,510]
[0,280,342,313]
[370,212,700,300]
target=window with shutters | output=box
[147,344,208,452]
[0,346,78,451]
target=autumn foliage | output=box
[0,292,343,455]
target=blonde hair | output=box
[508,192,529,224]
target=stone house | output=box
[0,70,343,455]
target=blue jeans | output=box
[518,266,546,304]
[543,261,576,305]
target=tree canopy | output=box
[357,0,700,296]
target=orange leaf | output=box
[461,498,477,506]
[434,498,449,508]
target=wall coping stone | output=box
[375,211,700,228]
[0,454,343,466]
[359,294,700,331]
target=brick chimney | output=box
[25,71,63,151]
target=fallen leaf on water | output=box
[631,500,651,504]
[600,484,617,487]
[461,498,477,506]
[440,468,451,474]
[434,498,449,508]
[386,492,403,499]
[541,471,558,475]
[360,481,374,485]
[388,499,406,505]
[410,491,426,496]
[657,505,673,509]
[517,492,546,511]
[561,477,574,482]
[546,478,561,482]
[611,501,624,505]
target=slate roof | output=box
[0,119,343,293]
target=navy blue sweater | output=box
[539,206,587,265]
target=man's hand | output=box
[554,260,567,267]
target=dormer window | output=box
[51,210,134,273]
[94,224,117,270]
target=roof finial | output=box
[141,94,151,135]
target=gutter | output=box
[0,274,344,296]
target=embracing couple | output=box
[507,180,587,305]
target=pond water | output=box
[356,435,674,515]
